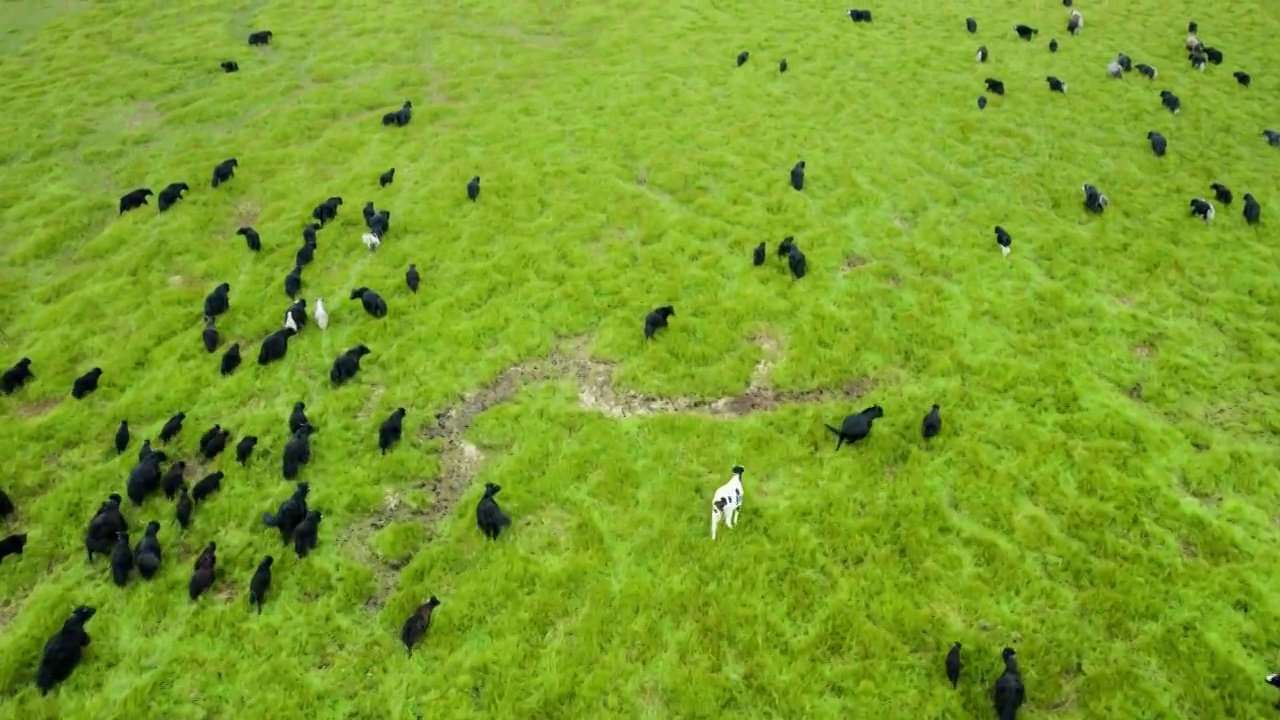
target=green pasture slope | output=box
[1,0,1279,717]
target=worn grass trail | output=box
[1,1,1279,718]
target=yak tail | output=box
[263,512,279,527]
[824,424,842,437]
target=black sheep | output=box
[779,59,787,73]
[292,510,322,558]
[476,483,511,540]
[289,402,310,435]
[367,210,391,239]
[1116,53,1133,72]
[1160,90,1180,115]
[136,439,153,463]
[400,596,441,655]
[1204,47,1223,65]
[1014,24,1037,40]
[221,343,242,375]
[1211,183,1233,205]
[966,18,977,33]
[467,176,481,201]
[790,161,805,191]
[175,485,192,529]
[211,158,238,188]
[311,196,343,226]
[976,45,988,63]
[295,237,316,267]
[1234,71,1251,88]
[118,188,153,215]
[125,449,166,505]
[189,542,216,600]
[350,287,388,318]
[379,168,395,187]
[1244,194,1261,225]
[71,368,102,399]
[1083,183,1109,213]
[248,556,274,613]
[382,100,412,126]
[282,424,314,480]
[35,606,96,696]
[0,532,28,563]
[161,461,186,500]
[1049,39,1058,53]
[1148,131,1168,157]
[197,424,221,453]
[644,305,675,340]
[825,405,884,450]
[236,436,258,465]
[220,60,239,73]
[284,264,303,299]
[258,327,297,365]
[85,494,127,561]
[330,344,372,386]
[264,482,310,543]
[202,316,219,353]
[114,420,130,455]
[736,50,749,66]
[203,282,230,318]
[992,647,1025,719]
[1135,63,1157,79]
[110,530,133,586]
[946,642,962,689]
[160,412,185,443]
[787,244,807,279]
[156,182,189,212]
[237,226,261,251]
[200,429,230,460]
[192,471,224,503]
[247,30,272,46]
[406,264,420,293]
[922,404,942,440]
[752,242,766,266]
[379,408,406,454]
[847,9,872,22]
[1046,76,1067,93]
[134,521,162,579]
[1266,130,1280,147]
[1,357,34,394]
[984,78,1005,95]
[993,226,1013,257]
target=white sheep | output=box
[314,298,329,330]
[362,232,381,251]
[710,465,745,540]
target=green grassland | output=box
[1,0,1278,717]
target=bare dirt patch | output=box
[841,255,869,274]
[1117,296,1133,306]
[14,397,58,418]
[230,201,261,231]
[892,215,911,231]
[635,167,649,186]
[126,101,160,129]
[1133,344,1155,359]
[1128,383,1144,401]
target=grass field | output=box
[1,0,1279,717]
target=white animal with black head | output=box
[710,465,745,540]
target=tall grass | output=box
[1,1,1279,718]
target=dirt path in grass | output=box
[352,334,874,608]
